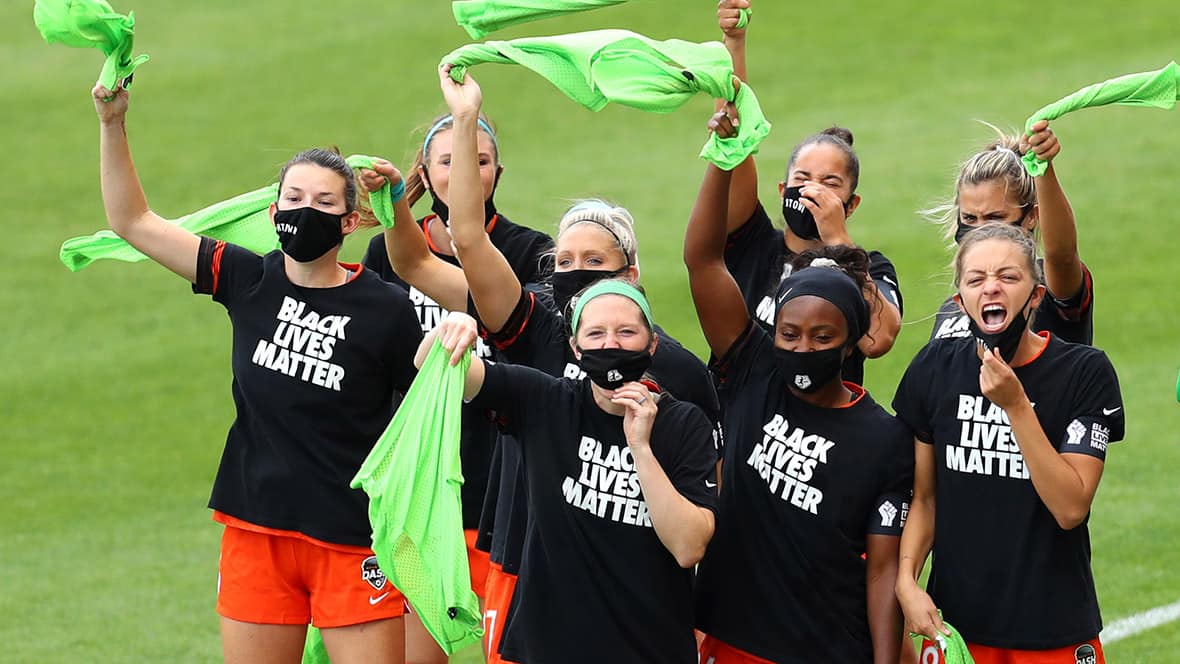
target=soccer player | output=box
[685,155,912,663]
[926,124,1094,345]
[90,82,448,664]
[358,110,552,664]
[711,0,903,385]
[894,222,1124,663]
[421,283,718,663]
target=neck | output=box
[426,216,455,257]
[790,378,852,408]
[1010,329,1048,366]
[590,382,627,416]
[783,231,822,255]
[283,252,348,288]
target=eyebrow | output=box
[283,186,338,197]
[792,169,843,182]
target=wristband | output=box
[389,179,406,205]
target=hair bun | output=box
[821,126,854,146]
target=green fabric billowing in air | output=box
[59,154,392,271]
[452,0,628,40]
[33,0,150,90]
[1022,61,1179,176]
[441,29,772,170]
[350,341,482,655]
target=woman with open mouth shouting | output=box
[894,222,1125,664]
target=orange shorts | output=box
[465,529,490,599]
[698,634,775,664]
[216,524,406,628]
[918,637,1104,664]
[482,561,520,664]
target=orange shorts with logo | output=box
[216,519,406,628]
[482,561,520,664]
[698,634,775,664]
[918,637,1104,664]
[465,529,490,599]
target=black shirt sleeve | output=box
[868,250,903,316]
[1043,262,1093,323]
[1056,347,1124,461]
[865,419,915,537]
[361,232,399,283]
[892,342,940,444]
[709,321,776,398]
[192,238,262,307]
[469,361,559,433]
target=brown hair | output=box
[786,126,860,193]
[278,147,357,213]
[787,245,877,348]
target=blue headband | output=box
[423,115,499,157]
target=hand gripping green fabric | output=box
[442,30,771,170]
[1022,61,1179,176]
[910,617,975,664]
[33,0,150,90]
[59,154,392,271]
[350,341,482,655]
[453,0,628,40]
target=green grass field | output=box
[4,1,1180,661]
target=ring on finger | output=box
[636,396,647,405]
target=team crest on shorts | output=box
[794,374,812,390]
[361,555,387,590]
[1074,643,1097,664]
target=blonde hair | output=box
[553,199,640,269]
[923,124,1037,245]
[953,222,1043,288]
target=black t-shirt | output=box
[724,203,902,385]
[470,362,717,664]
[479,291,722,574]
[929,261,1094,344]
[892,333,1124,649]
[695,323,913,662]
[192,239,421,546]
[362,213,553,528]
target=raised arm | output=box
[684,108,755,358]
[93,84,200,282]
[716,0,759,233]
[439,66,523,333]
[359,161,468,312]
[860,284,901,359]
[1023,121,1084,299]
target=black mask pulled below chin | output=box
[550,268,629,314]
[773,346,845,393]
[273,206,344,262]
[577,347,653,390]
[965,288,1036,363]
[423,169,499,226]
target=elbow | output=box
[860,328,898,359]
[1053,508,1089,531]
[674,542,707,569]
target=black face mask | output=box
[423,169,499,226]
[550,268,629,315]
[965,287,1036,363]
[273,206,344,262]
[577,347,653,390]
[773,346,845,393]
[782,185,820,241]
[954,208,1031,244]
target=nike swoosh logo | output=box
[1103,407,1122,416]
[369,592,390,606]
[705,481,717,489]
